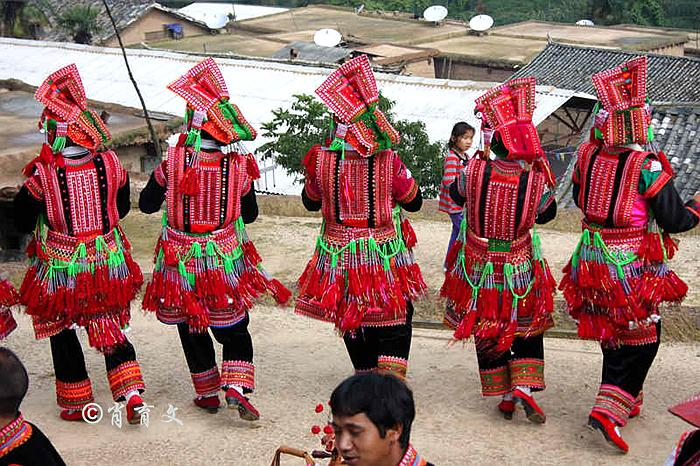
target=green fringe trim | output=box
[42,228,128,279]
[155,216,246,286]
[315,207,408,271]
[51,135,66,153]
[570,228,636,279]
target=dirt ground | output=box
[2,211,700,465]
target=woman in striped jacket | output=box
[439,122,474,267]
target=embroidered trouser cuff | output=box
[509,358,545,391]
[591,384,636,426]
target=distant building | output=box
[178,3,289,29]
[41,0,213,46]
[423,20,689,81]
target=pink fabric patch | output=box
[629,194,649,228]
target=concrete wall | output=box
[405,58,435,78]
[648,44,684,57]
[105,9,210,46]
[433,57,514,81]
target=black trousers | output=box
[475,333,544,370]
[50,328,137,384]
[600,323,661,398]
[176,313,253,373]
[343,302,413,371]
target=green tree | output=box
[57,4,102,44]
[258,93,445,197]
[0,1,23,37]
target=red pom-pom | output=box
[315,403,324,413]
[323,425,334,435]
[311,425,321,435]
[246,153,260,180]
[180,167,199,196]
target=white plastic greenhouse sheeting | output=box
[0,38,578,194]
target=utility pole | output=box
[101,0,162,159]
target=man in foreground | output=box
[0,347,66,465]
[329,373,433,466]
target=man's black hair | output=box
[0,347,29,417]
[330,373,415,449]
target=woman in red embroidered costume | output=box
[441,78,558,423]
[0,276,19,340]
[13,64,146,423]
[139,58,290,421]
[559,57,700,453]
[296,55,426,381]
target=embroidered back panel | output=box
[315,149,395,228]
[165,146,248,232]
[577,143,648,227]
[35,150,123,238]
[464,159,543,240]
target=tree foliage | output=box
[258,93,445,197]
[0,1,48,38]
[57,4,102,45]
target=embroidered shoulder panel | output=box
[165,146,249,232]
[33,151,123,237]
[577,144,647,227]
[464,159,543,240]
[315,149,395,228]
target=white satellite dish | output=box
[423,5,448,23]
[208,12,229,29]
[469,14,494,32]
[576,19,595,26]
[314,28,342,48]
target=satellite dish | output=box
[208,12,229,29]
[576,19,595,26]
[314,28,342,47]
[355,4,365,14]
[469,14,494,32]
[423,5,448,23]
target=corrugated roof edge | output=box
[0,37,507,91]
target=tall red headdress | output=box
[167,57,256,145]
[167,58,259,196]
[591,56,651,146]
[475,77,555,186]
[34,64,110,153]
[315,55,399,157]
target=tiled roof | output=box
[39,0,211,44]
[512,42,700,105]
[557,106,700,208]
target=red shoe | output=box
[498,400,515,420]
[126,395,144,425]
[513,388,546,424]
[194,395,220,414]
[225,388,260,421]
[588,411,629,454]
[60,409,85,422]
[629,404,641,418]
